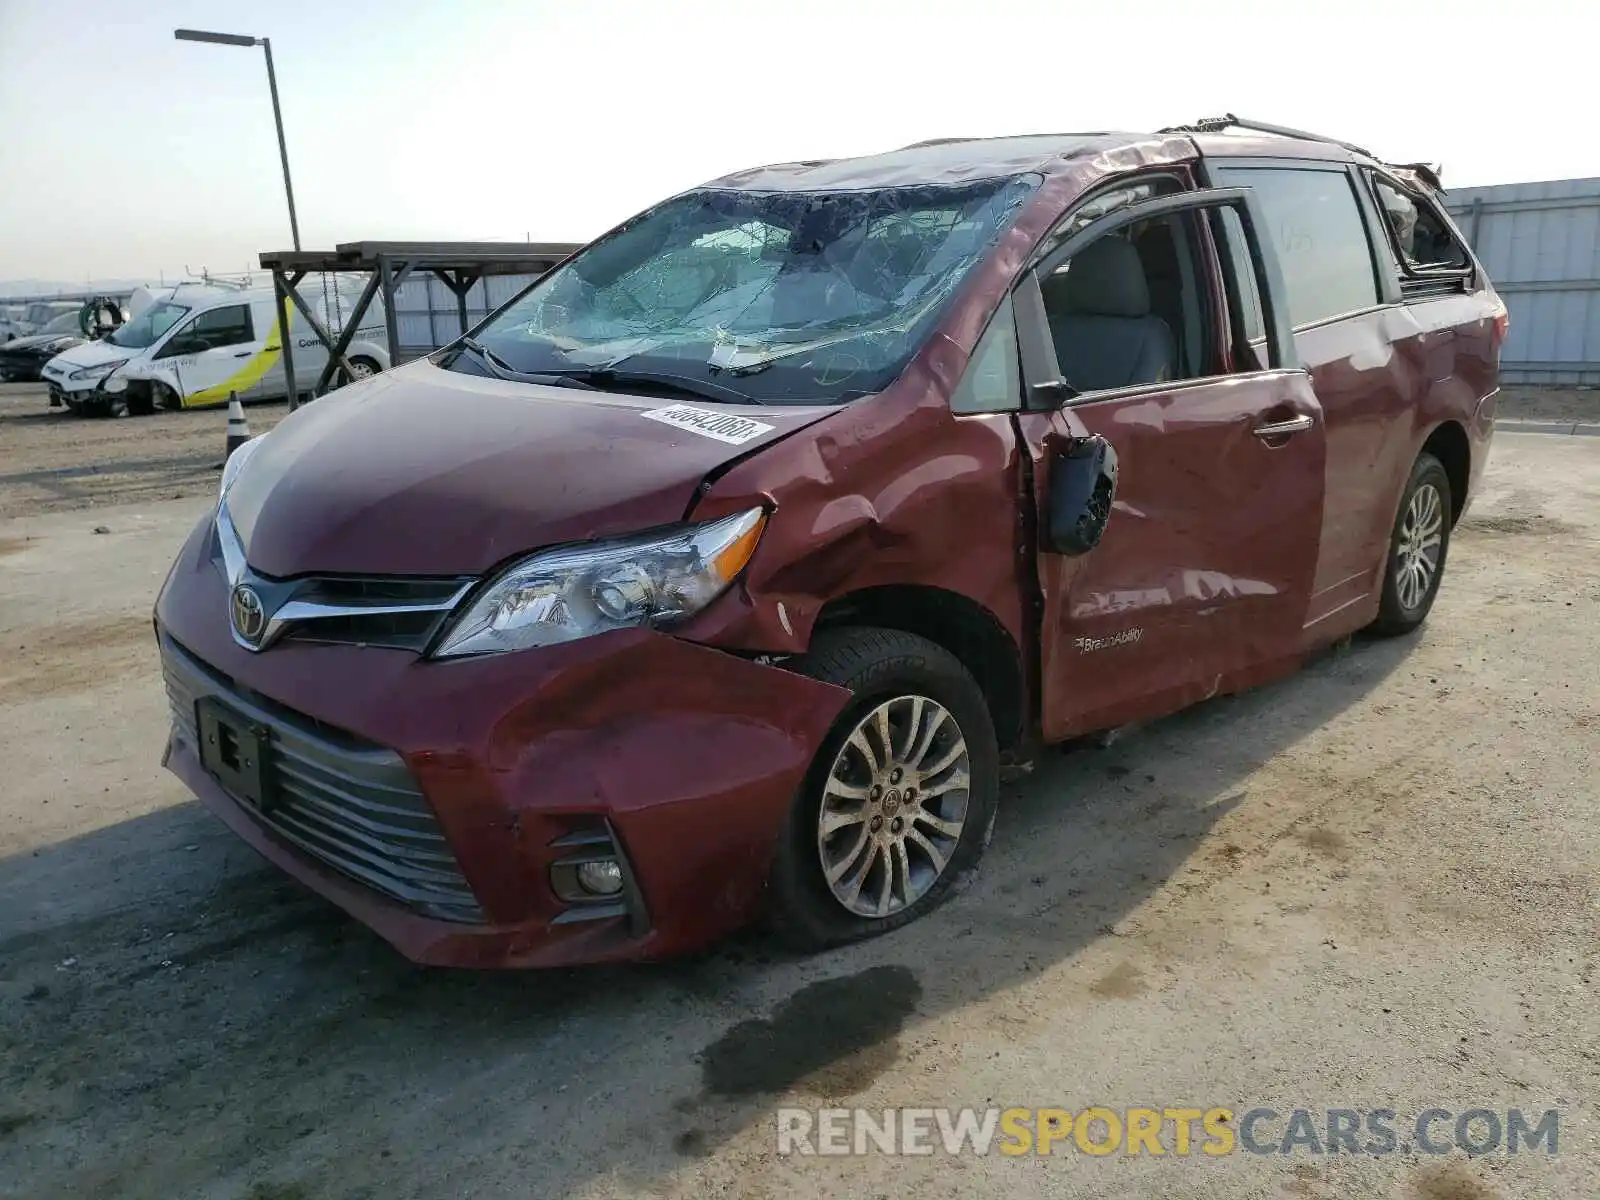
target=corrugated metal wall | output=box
[390,273,539,356]
[1445,177,1600,385]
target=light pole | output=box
[174,29,301,251]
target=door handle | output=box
[233,350,251,358]
[1253,414,1314,439]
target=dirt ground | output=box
[1,381,1598,1198]
[0,382,291,519]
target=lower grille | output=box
[161,635,483,923]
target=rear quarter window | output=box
[1365,171,1473,297]
[1209,165,1380,329]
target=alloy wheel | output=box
[816,695,971,918]
[1395,481,1444,611]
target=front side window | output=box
[1214,207,1265,346]
[455,177,1039,404]
[157,304,254,358]
[111,302,190,349]
[1038,209,1216,394]
[183,304,254,349]
[1209,166,1379,329]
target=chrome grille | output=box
[162,634,483,923]
[275,576,471,652]
[210,507,473,652]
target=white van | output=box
[42,282,389,415]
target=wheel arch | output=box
[1420,419,1471,525]
[344,339,391,369]
[812,584,1026,752]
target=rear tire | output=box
[768,627,999,951]
[1369,452,1452,636]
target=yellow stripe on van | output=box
[180,317,284,408]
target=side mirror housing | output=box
[1046,434,1118,555]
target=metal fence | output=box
[1446,177,1600,385]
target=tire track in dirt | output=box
[0,614,155,705]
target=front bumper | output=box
[44,373,121,408]
[155,514,849,968]
[47,381,102,408]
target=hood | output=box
[43,338,129,371]
[0,332,83,355]
[227,358,840,578]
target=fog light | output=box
[576,859,624,896]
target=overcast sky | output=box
[1,0,1592,282]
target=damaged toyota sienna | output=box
[156,117,1502,967]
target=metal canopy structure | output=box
[259,240,580,409]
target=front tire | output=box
[1370,451,1452,636]
[768,627,999,951]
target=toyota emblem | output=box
[230,583,266,644]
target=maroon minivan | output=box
[157,118,1502,967]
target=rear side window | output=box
[1367,171,1471,284]
[1210,166,1379,329]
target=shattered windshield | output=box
[455,177,1039,404]
[111,302,189,349]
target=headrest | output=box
[1044,236,1151,318]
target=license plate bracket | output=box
[196,697,275,811]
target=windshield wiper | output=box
[544,368,765,406]
[447,340,760,403]
[447,338,602,390]
[456,336,518,377]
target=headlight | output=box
[43,337,74,351]
[69,358,127,380]
[219,435,263,503]
[432,507,768,658]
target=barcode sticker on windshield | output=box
[640,404,775,445]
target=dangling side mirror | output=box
[1047,434,1118,555]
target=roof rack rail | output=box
[1157,113,1376,161]
[1161,114,1445,191]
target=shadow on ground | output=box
[0,634,1416,1199]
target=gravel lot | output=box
[0,382,292,519]
[1,381,1597,1198]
